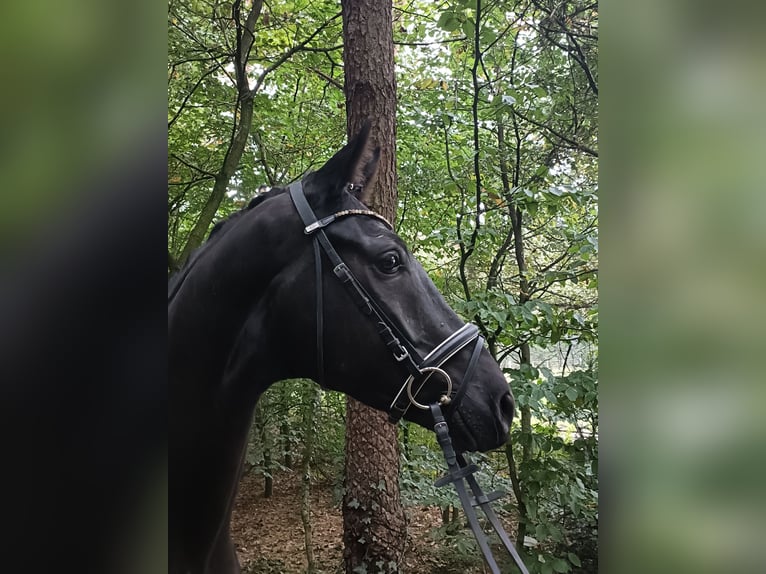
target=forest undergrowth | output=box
[233,469,516,574]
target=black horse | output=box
[169,123,515,574]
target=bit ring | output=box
[405,367,453,410]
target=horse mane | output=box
[168,186,286,301]
[170,162,364,297]
[208,186,285,240]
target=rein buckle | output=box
[393,346,409,362]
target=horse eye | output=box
[377,252,401,273]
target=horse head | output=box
[202,123,514,452]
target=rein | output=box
[431,404,531,574]
[288,180,529,574]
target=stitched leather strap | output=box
[458,452,531,574]
[431,404,531,574]
[388,326,483,423]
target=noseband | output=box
[288,181,484,422]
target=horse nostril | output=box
[500,392,515,422]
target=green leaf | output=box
[523,535,539,548]
[544,389,557,405]
[567,553,582,567]
[436,11,453,28]
[480,28,497,45]
[437,12,461,32]
[461,18,475,38]
[565,387,578,401]
[552,558,571,572]
[521,305,536,325]
[535,523,548,540]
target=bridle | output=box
[288,181,484,422]
[288,180,530,574]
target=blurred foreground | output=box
[0,0,764,572]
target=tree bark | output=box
[509,186,535,554]
[259,398,273,498]
[340,1,407,572]
[301,383,321,574]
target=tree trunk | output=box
[343,400,406,574]
[301,382,321,574]
[177,0,262,266]
[259,396,273,498]
[340,1,406,572]
[178,95,254,265]
[281,383,294,469]
[508,188,535,553]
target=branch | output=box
[233,0,263,93]
[168,176,215,216]
[307,67,343,91]
[529,267,598,299]
[252,131,276,187]
[512,108,598,157]
[480,8,526,57]
[563,28,598,95]
[250,12,342,96]
[169,153,217,178]
[169,53,227,67]
[168,64,221,129]
[457,0,484,305]
[296,44,343,53]
[394,38,467,46]
[532,0,598,96]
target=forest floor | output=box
[231,469,506,574]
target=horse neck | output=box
[169,241,283,404]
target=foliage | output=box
[168,0,598,571]
[246,380,348,492]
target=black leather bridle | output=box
[288,181,484,422]
[288,181,530,574]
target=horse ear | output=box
[312,121,380,200]
[350,146,380,205]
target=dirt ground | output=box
[230,469,488,574]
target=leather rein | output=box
[288,181,529,574]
